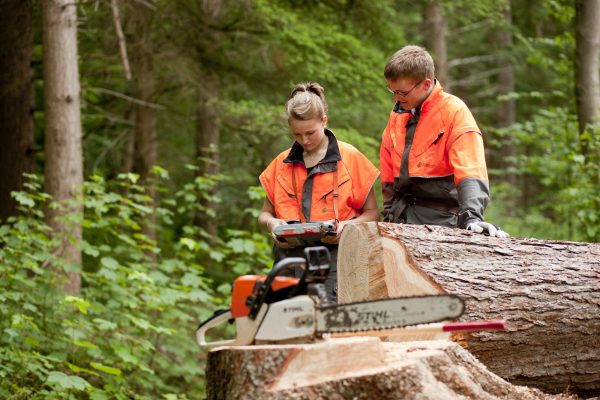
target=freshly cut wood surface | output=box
[337,222,600,395]
[205,338,575,400]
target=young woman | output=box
[258,82,379,303]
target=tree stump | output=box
[205,337,576,400]
[337,222,600,396]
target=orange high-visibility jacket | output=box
[260,130,379,222]
[380,83,489,228]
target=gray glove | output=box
[467,221,510,238]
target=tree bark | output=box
[194,0,223,237]
[195,80,220,238]
[422,0,449,91]
[128,1,157,257]
[0,0,35,222]
[337,222,600,396]
[575,0,600,147]
[42,0,84,294]
[129,2,156,183]
[206,337,574,400]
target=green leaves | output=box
[46,371,90,391]
[64,296,91,315]
[90,362,122,376]
[12,191,35,208]
[0,165,281,397]
[0,171,229,398]
[487,107,600,242]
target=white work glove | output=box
[467,221,510,238]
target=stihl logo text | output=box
[357,310,390,324]
[284,307,304,313]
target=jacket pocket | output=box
[411,131,444,157]
[316,174,351,203]
[409,132,450,176]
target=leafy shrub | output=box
[488,108,600,242]
[0,170,272,399]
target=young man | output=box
[379,45,508,237]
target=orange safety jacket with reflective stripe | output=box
[380,82,489,228]
[260,130,379,223]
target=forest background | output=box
[1,0,599,398]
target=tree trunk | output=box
[0,0,35,222]
[422,0,449,91]
[206,337,574,400]
[575,0,600,150]
[41,0,84,294]
[337,222,600,396]
[120,115,135,175]
[195,80,220,238]
[129,3,156,183]
[194,0,223,238]
[129,1,157,256]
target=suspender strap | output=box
[291,166,306,223]
[332,170,339,224]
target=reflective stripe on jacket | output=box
[379,82,489,228]
[260,130,379,222]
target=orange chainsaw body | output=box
[230,275,299,318]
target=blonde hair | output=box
[285,82,328,122]
[384,45,435,81]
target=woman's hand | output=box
[258,199,290,248]
[321,220,349,244]
[267,218,290,248]
[321,188,379,244]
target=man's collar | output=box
[420,80,443,113]
[283,128,341,164]
[392,79,441,115]
[393,102,413,114]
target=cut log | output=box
[337,222,600,396]
[205,337,575,400]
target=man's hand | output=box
[267,218,290,248]
[467,221,510,238]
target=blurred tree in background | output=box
[0,0,599,397]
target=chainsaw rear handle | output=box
[247,257,306,320]
[303,246,331,275]
[196,309,236,347]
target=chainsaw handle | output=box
[248,257,306,319]
[196,310,236,347]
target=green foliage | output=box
[0,171,272,399]
[250,0,396,131]
[333,127,383,206]
[333,127,381,168]
[487,108,600,242]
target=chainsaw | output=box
[273,221,336,247]
[196,247,505,347]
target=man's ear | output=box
[424,78,434,90]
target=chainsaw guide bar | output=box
[315,294,465,334]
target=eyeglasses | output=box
[387,80,423,98]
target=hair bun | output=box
[286,82,328,120]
